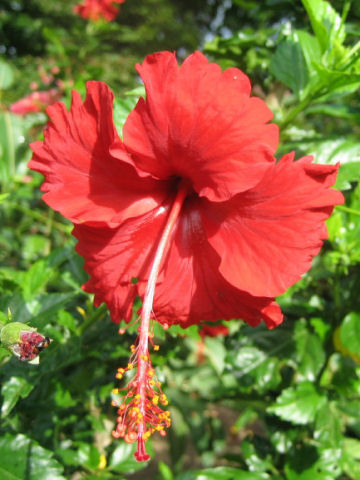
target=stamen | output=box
[112,181,189,462]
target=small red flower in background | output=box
[199,324,229,338]
[29,51,343,461]
[74,0,125,21]
[197,323,229,363]
[10,89,61,116]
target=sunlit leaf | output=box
[267,382,326,425]
[0,434,66,480]
[0,376,35,416]
[340,313,360,357]
[270,35,308,97]
[0,60,14,90]
[301,0,346,52]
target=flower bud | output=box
[0,322,51,363]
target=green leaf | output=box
[76,443,101,469]
[341,438,360,480]
[340,312,360,356]
[267,382,326,425]
[0,192,9,203]
[0,60,14,90]
[231,346,281,394]
[204,336,226,375]
[176,467,267,480]
[296,31,322,81]
[30,293,77,327]
[312,64,360,96]
[301,0,346,52]
[314,402,343,449]
[113,95,140,136]
[159,461,175,480]
[0,112,25,185]
[294,320,325,381]
[108,443,148,474]
[233,408,258,432]
[241,439,274,474]
[0,434,65,480]
[1,376,35,416]
[285,446,342,480]
[336,162,360,191]
[270,35,308,97]
[305,103,360,121]
[22,260,51,299]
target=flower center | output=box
[111,180,190,462]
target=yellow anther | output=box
[110,400,118,407]
[127,363,134,369]
[152,395,159,405]
[147,368,155,377]
[142,432,151,441]
[130,345,136,352]
[156,425,163,431]
[112,388,120,395]
[132,407,140,413]
[117,368,125,373]
[115,373,123,379]
[135,394,141,400]
[149,380,155,386]
[154,345,160,351]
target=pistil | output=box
[112,181,190,461]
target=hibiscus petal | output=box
[73,193,283,329]
[73,198,173,323]
[147,198,283,329]
[29,81,169,226]
[119,51,278,202]
[203,154,344,297]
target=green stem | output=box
[78,303,108,335]
[279,95,314,132]
[8,202,71,233]
[336,205,360,217]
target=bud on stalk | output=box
[0,321,51,363]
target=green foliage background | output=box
[0,0,360,479]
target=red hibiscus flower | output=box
[29,51,343,461]
[74,0,125,21]
[10,89,61,116]
[199,324,229,338]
